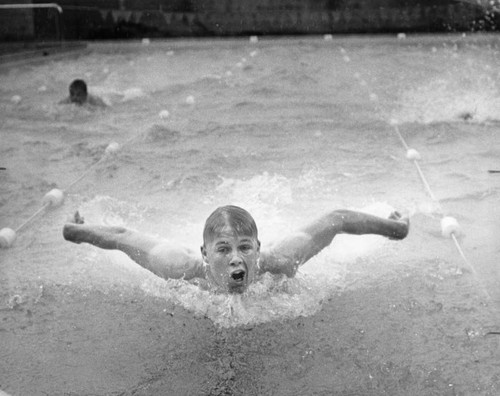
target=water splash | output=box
[141,271,339,328]
[391,63,500,124]
[74,182,402,328]
[78,195,150,227]
[216,172,293,208]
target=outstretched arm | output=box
[63,212,203,280]
[260,209,409,277]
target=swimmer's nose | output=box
[229,254,243,266]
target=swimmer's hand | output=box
[388,210,409,240]
[63,212,85,244]
[68,211,85,224]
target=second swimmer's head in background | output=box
[201,205,261,293]
[69,79,88,105]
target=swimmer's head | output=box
[201,205,260,293]
[69,79,88,105]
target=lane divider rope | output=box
[0,143,122,248]
[0,39,260,249]
[338,43,485,290]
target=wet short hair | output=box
[69,79,87,94]
[203,205,258,245]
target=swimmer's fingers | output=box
[388,210,402,220]
[67,211,85,224]
[389,210,410,223]
[74,211,85,224]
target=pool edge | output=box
[0,42,89,69]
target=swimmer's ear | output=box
[256,240,261,252]
[200,245,207,260]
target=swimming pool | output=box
[1,34,499,395]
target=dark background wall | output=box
[0,0,497,41]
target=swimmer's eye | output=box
[217,246,230,254]
[239,245,252,253]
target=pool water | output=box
[1,35,499,395]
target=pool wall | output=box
[0,0,497,41]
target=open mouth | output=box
[230,269,246,283]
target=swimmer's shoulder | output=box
[87,95,107,107]
[147,242,204,280]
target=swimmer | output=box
[63,205,409,294]
[59,79,107,107]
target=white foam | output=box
[94,244,339,328]
[121,87,145,102]
[391,71,500,124]
[216,172,293,209]
[78,195,148,226]
[140,271,335,328]
[73,186,404,327]
[159,109,170,119]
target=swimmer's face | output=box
[70,87,87,105]
[201,227,260,294]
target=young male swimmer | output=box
[63,205,409,294]
[60,79,107,108]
